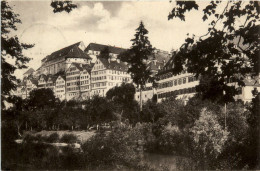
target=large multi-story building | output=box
[40,41,91,75]
[66,63,92,101]
[15,41,259,103]
[91,57,132,97]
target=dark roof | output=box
[98,58,128,72]
[30,79,38,86]
[45,42,91,62]
[147,61,164,72]
[23,68,35,75]
[69,63,93,74]
[39,74,48,81]
[85,43,126,54]
[149,50,170,64]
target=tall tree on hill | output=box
[127,21,154,111]
[98,46,111,59]
[168,1,259,103]
[1,1,34,109]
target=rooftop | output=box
[98,57,128,72]
[85,43,126,54]
[45,42,91,62]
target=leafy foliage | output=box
[168,1,260,102]
[125,21,154,89]
[50,1,77,13]
[98,46,111,59]
[190,108,229,169]
[1,1,33,108]
[28,88,57,110]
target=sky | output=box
[8,1,212,79]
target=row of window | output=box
[81,85,90,90]
[81,75,89,79]
[158,87,196,99]
[56,85,65,89]
[67,82,80,86]
[67,76,80,81]
[81,80,89,85]
[158,76,198,89]
[66,71,80,76]
[56,90,64,93]
[56,80,64,84]
[67,87,80,91]
[92,82,107,88]
[92,70,128,75]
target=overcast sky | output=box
[9,1,212,79]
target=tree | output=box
[50,1,77,13]
[190,108,229,169]
[106,83,139,124]
[28,88,57,110]
[1,1,33,108]
[168,1,259,102]
[125,21,154,111]
[98,46,111,59]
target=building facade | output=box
[55,75,66,101]
[91,57,131,97]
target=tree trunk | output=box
[140,89,143,112]
[17,125,22,137]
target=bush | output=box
[190,108,229,169]
[82,125,150,170]
[46,133,60,143]
[60,134,78,144]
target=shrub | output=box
[190,108,229,169]
[46,133,60,143]
[60,134,78,144]
[82,125,150,170]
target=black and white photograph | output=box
[1,0,260,170]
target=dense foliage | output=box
[168,1,260,102]
[1,1,33,108]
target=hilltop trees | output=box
[168,1,260,102]
[98,46,111,59]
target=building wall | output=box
[55,76,66,101]
[156,71,199,103]
[90,59,131,97]
[66,65,81,101]
[80,71,91,100]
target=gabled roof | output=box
[98,57,128,72]
[23,68,35,75]
[85,43,126,54]
[147,61,164,72]
[45,42,91,62]
[30,79,38,86]
[39,74,48,82]
[67,63,93,74]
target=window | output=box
[178,79,182,85]
[183,78,186,84]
